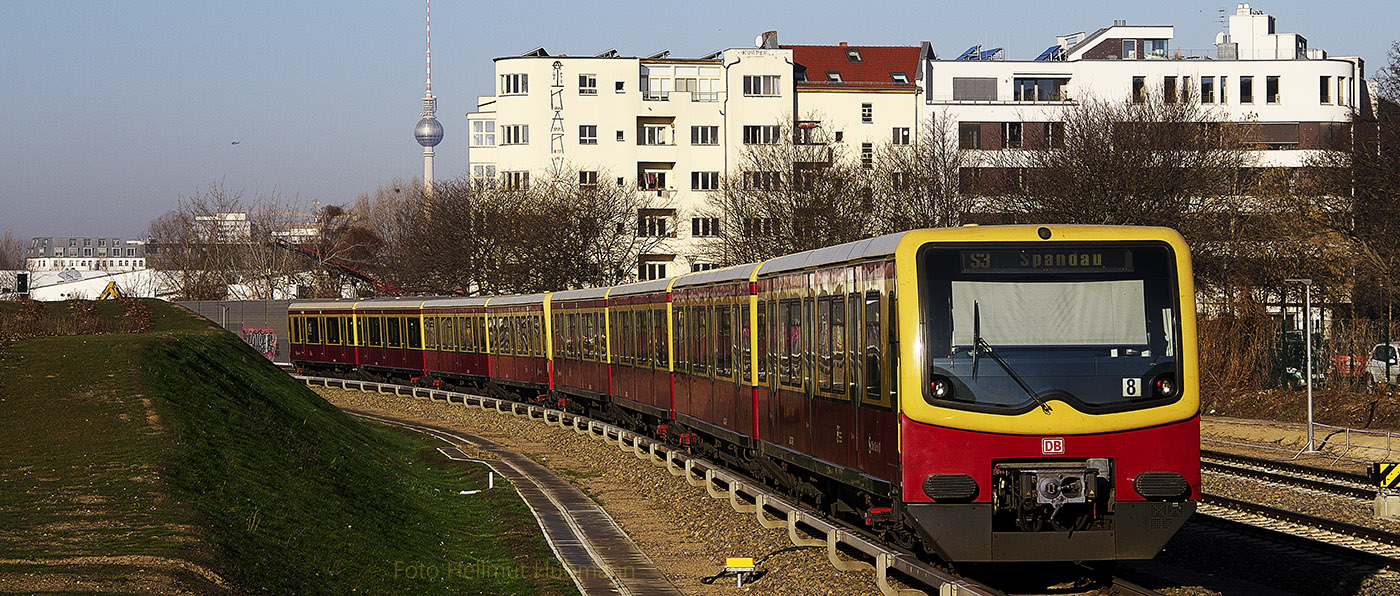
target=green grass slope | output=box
[0,300,577,595]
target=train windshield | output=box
[921,243,1181,413]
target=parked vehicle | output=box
[1365,342,1400,388]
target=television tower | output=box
[413,0,444,193]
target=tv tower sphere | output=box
[415,114,443,147]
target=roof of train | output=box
[486,293,549,307]
[421,296,492,308]
[757,231,908,276]
[607,278,673,298]
[671,263,761,288]
[551,286,610,302]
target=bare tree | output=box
[1379,41,1400,103]
[146,183,250,300]
[870,110,978,233]
[0,229,24,270]
[695,119,877,266]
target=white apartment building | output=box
[468,4,1368,278]
[924,4,1364,176]
[468,34,924,278]
[26,237,149,272]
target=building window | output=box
[579,125,598,145]
[579,171,598,187]
[691,217,720,237]
[127,248,136,257]
[951,77,997,101]
[691,171,719,190]
[579,73,597,95]
[639,171,668,191]
[745,171,780,190]
[861,103,872,123]
[640,124,670,146]
[616,130,625,142]
[846,48,862,62]
[615,81,625,93]
[890,72,908,84]
[691,125,719,146]
[640,74,670,101]
[1266,75,1280,104]
[690,263,718,272]
[743,75,781,96]
[743,218,775,236]
[826,71,843,83]
[1164,76,1178,104]
[501,73,528,95]
[1320,76,1331,103]
[640,261,668,281]
[1132,76,1146,103]
[861,143,873,169]
[504,171,530,189]
[637,210,674,237]
[472,120,496,146]
[892,127,911,145]
[472,165,498,185]
[1046,122,1065,149]
[795,121,823,144]
[502,124,529,145]
[742,125,780,144]
[958,122,981,149]
[1122,39,1137,59]
[1014,78,1067,102]
[1201,76,1215,103]
[1240,76,1254,104]
[1001,122,1023,149]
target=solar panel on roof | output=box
[1035,45,1060,61]
[977,48,1003,61]
[956,45,980,60]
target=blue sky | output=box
[1,1,1395,239]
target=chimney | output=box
[839,41,848,47]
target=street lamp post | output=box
[1285,278,1317,454]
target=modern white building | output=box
[467,4,1368,278]
[25,237,149,272]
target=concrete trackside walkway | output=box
[343,408,683,596]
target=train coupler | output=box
[863,507,895,527]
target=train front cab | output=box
[896,226,1200,563]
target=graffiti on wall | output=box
[242,327,278,360]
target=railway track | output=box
[1201,449,1376,500]
[301,375,1014,596]
[1199,493,1400,570]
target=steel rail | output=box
[1201,452,1376,500]
[1200,493,1400,570]
[299,375,1007,596]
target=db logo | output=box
[1041,438,1065,455]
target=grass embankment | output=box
[0,300,577,595]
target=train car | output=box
[551,287,612,402]
[485,293,551,392]
[421,297,491,386]
[288,300,358,374]
[345,298,429,380]
[605,279,675,426]
[670,265,761,451]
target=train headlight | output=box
[928,375,954,400]
[1152,373,1176,398]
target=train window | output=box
[673,309,686,369]
[565,313,577,359]
[740,305,752,383]
[817,298,832,390]
[367,316,382,347]
[781,300,802,387]
[848,294,861,398]
[578,313,591,360]
[534,315,543,357]
[756,303,767,383]
[353,317,364,347]
[290,316,303,344]
[442,316,457,351]
[832,296,846,391]
[406,316,422,349]
[386,316,401,348]
[306,316,321,345]
[631,310,644,367]
[325,316,341,346]
[654,307,667,369]
[518,316,529,357]
[716,305,733,378]
[887,291,898,407]
[695,306,710,376]
[424,316,438,350]
[864,291,882,404]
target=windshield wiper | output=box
[972,301,1053,415]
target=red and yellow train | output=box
[290,225,1200,563]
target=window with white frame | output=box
[637,210,674,237]
[639,171,668,191]
[691,171,719,190]
[745,171,780,190]
[579,170,598,187]
[1002,122,1023,149]
[1266,75,1280,104]
[691,217,720,237]
[743,75,781,96]
[472,165,497,183]
[892,127,911,145]
[861,103,872,123]
[890,72,908,84]
[579,73,597,95]
[1240,76,1254,103]
[640,261,668,281]
[861,143,873,169]
[579,125,598,145]
[691,125,719,145]
[501,73,528,95]
[502,124,529,145]
[742,125,780,144]
[743,217,775,236]
[1319,76,1331,104]
[504,170,529,189]
[1201,76,1215,103]
[690,263,718,272]
[640,124,669,145]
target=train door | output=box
[856,263,900,482]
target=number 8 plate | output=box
[1122,377,1142,397]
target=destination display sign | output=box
[960,248,1134,274]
